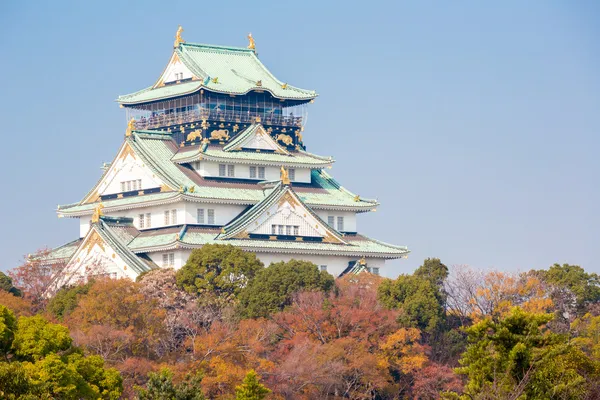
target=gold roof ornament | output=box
[91,203,104,223]
[353,195,360,202]
[247,33,256,50]
[280,166,291,185]
[358,257,366,266]
[125,118,135,137]
[174,25,185,48]
[281,83,288,89]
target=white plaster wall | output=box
[315,210,357,232]
[79,219,91,238]
[147,249,191,270]
[198,161,311,183]
[101,200,246,230]
[163,59,194,84]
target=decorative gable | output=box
[154,52,197,87]
[220,184,346,244]
[224,125,290,154]
[83,142,165,203]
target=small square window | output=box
[337,216,344,231]
[197,209,205,224]
[327,216,335,227]
[249,166,257,179]
[207,209,215,224]
[258,167,265,179]
[288,169,296,181]
[219,164,226,177]
[372,267,380,276]
[320,265,327,272]
[227,164,235,177]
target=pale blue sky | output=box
[0,1,598,276]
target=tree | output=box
[238,259,335,318]
[0,291,33,318]
[235,370,271,400]
[414,258,449,289]
[0,305,17,359]
[378,274,445,334]
[534,263,600,320]
[447,307,598,400]
[135,367,205,400]
[8,249,61,312]
[0,307,123,399]
[0,271,21,297]
[176,245,263,302]
[47,280,94,320]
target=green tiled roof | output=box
[42,239,83,264]
[173,145,333,167]
[118,43,317,105]
[128,227,409,258]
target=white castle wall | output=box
[197,161,311,183]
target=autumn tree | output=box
[66,278,167,361]
[237,259,335,318]
[176,244,263,302]
[235,370,271,400]
[0,291,33,318]
[8,249,61,312]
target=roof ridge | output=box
[181,42,255,53]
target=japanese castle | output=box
[47,28,409,285]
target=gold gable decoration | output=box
[174,25,185,48]
[83,230,105,253]
[247,33,256,50]
[280,166,291,185]
[91,203,104,223]
[125,118,135,137]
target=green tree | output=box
[235,370,271,400]
[176,244,263,301]
[535,263,600,316]
[414,257,449,288]
[47,280,94,320]
[135,368,205,400]
[445,307,599,400]
[378,274,445,334]
[0,305,17,359]
[238,259,335,318]
[0,308,123,399]
[0,271,21,297]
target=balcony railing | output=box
[133,108,303,131]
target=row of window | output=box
[271,224,300,236]
[197,208,215,225]
[162,253,175,268]
[121,179,142,192]
[218,164,296,181]
[138,208,217,229]
[173,72,184,80]
[164,210,177,225]
[327,216,345,231]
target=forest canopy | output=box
[1,246,599,399]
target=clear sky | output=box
[0,1,598,276]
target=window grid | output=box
[171,210,177,225]
[197,209,205,224]
[337,216,344,232]
[288,169,296,181]
[320,265,328,272]
[145,213,151,228]
[249,166,257,178]
[207,209,215,224]
[258,167,265,179]
[219,164,226,177]
[139,214,145,229]
[227,164,235,177]
[327,216,335,227]
[164,210,170,225]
